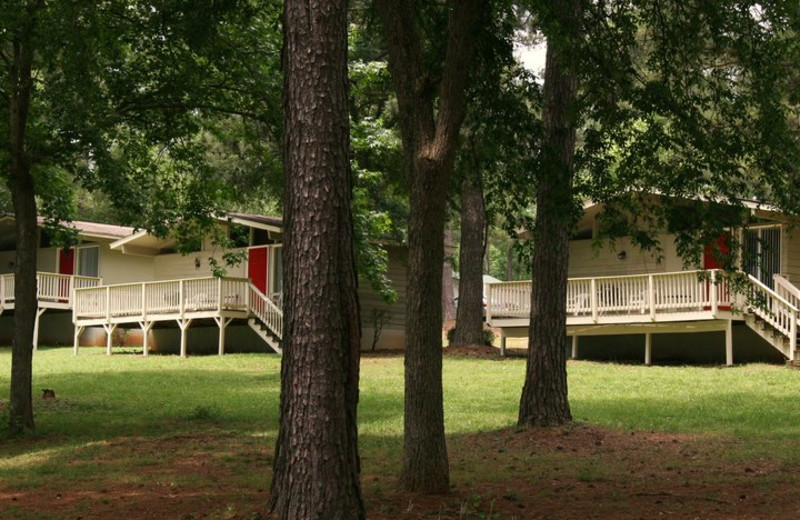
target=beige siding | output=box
[153,248,248,281]
[781,227,800,282]
[99,247,155,284]
[568,233,681,278]
[359,246,407,350]
[0,250,15,274]
[38,248,58,272]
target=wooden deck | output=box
[0,272,102,348]
[72,276,283,356]
[0,272,102,312]
[487,269,800,364]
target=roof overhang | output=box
[222,214,283,234]
[109,230,176,256]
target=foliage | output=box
[0,0,283,238]
[349,27,407,303]
[571,1,800,265]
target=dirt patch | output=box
[444,344,527,359]
[366,424,799,520]
[3,424,800,519]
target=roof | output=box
[40,218,136,240]
[226,212,283,231]
[0,214,135,240]
[109,212,284,255]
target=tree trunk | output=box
[518,0,580,428]
[7,31,38,436]
[441,229,456,322]
[268,1,364,518]
[451,172,486,347]
[374,0,485,493]
[404,162,451,492]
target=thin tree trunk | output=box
[451,172,486,347]
[374,0,485,494]
[268,0,364,518]
[7,30,38,436]
[404,165,450,492]
[442,229,456,322]
[518,0,580,428]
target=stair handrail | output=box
[774,274,800,309]
[746,274,799,314]
[248,282,283,340]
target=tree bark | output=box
[268,1,364,518]
[441,229,456,322]
[451,172,486,347]
[373,0,485,493]
[518,0,581,428]
[6,27,38,436]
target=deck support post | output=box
[571,335,579,359]
[710,270,719,316]
[644,333,652,365]
[73,325,85,355]
[103,323,117,355]
[178,318,193,358]
[138,321,154,357]
[214,316,234,355]
[499,329,506,357]
[725,320,733,366]
[32,307,46,350]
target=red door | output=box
[703,235,730,310]
[248,247,269,294]
[58,248,75,302]
[703,234,729,270]
[58,248,75,275]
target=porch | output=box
[0,272,102,348]
[72,276,283,356]
[487,269,800,365]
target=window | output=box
[77,246,99,277]
[271,246,283,301]
[743,227,781,288]
[252,228,270,246]
[229,224,250,248]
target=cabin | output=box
[486,198,800,365]
[0,214,408,355]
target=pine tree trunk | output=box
[451,172,486,347]
[518,0,580,428]
[7,30,37,436]
[268,1,364,518]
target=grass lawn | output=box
[1,347,800,519]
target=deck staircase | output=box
[750,274,800,362]
[246,284,283,354]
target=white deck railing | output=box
[73,276,252,321]
[487,270,733,322]
[249,284,283,339]
[0,272,101,307]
